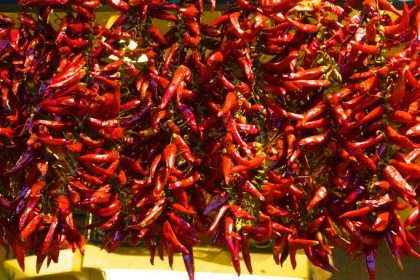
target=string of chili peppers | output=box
[0,1,419,280]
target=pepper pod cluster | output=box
[0,0,419,279]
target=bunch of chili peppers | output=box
[0,0,419,279]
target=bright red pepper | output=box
[383,165,416,201]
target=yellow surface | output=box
[3,249,82,279]
[2,245,309,279]
[83,245,309,279]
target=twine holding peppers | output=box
[0,0,419,279]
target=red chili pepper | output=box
[341,143,377,171]
[167,212,192,232]
[225,141,247,164]
[347,134,385,150]
[307,215,326,233]
[263,97,289,119]
[405,207,419,227]
[235,122,260,134]
[227,205,253,220]
[224,216,241,275]
[230,155,265,174]
[237,56,255,83]
[225,120,252,155]
[158,66,190,109]
[81,161,114,177]
[344,186,365,204]
[264,204,292,217]
[353,41,380,54]
[364,245,377,280]
[169,172,200,190]
[173,134,201,165]
[361,195,394,210]
[297,118,330,130]
[150,9,179,22]
[120,106,151,128]
[406,123,420,137]
[390,110,419,124]
[286,17,320,34]
[385,126,419,150]
[178,103,198,134]
[217,92,236,118]
[301,102,326,123]
[404,149,420,163]
[283,66,328,81]
[88,117,119,128]
[389,71,406,109]
[385,231,403,269]
[390,210,412,253]
[383,165,416,201]
[228,12,245,38]
[49,54,86,83]
[203,194,228,216]
[207,205,229,234]
[242,180,265,202]
[131,198,166,229]
[69,179,95,194]
[162,143,176,171]
[221,155,233,185]
[92,74,120,89]
[364,16,380,43]
[4,147,37,176]
[78,152,119,164]
[147,25,169,46]
[82,184,112,205]
[384,3,409,35]
[299,130,330,147]
[68,22,90,33]
[238,231,252,274]
[49,68,86,89]
[307,186,327,210]
[292,79,331,89]
[171,202,196,215]
[372,212,390,232]
[64,35,89,49]
[339,206,373,219]
[76,169,102,186]
[98,212,121,231]
[289,238,319,249]
[96,199,121,217]
[271,222,292,234]
[161,42,179,73]
[163,221,189,254]
[404,68,420,89]
[40,215,58,255]
[377,0,401,16]
[108,160,121,176]
[20,214,43,239]
[181,247,195,280]
[272,234,286,265]
[105,0,129,11]
[264,50,299,72]
[390,160,420,179]
[346,106,385,133]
